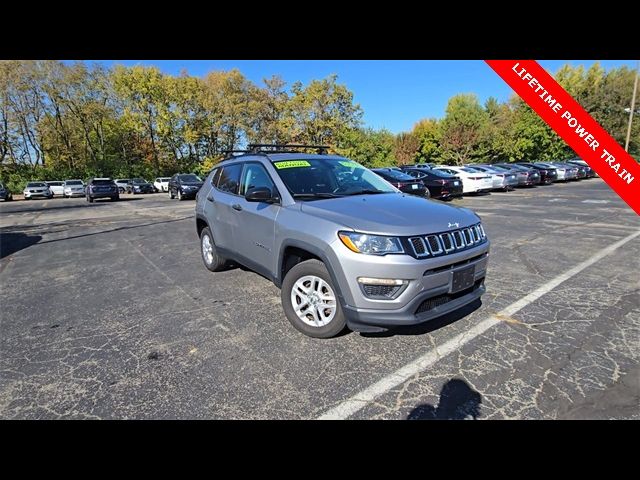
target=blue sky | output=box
[92,60,636,134]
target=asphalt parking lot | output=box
[1,180,639,419]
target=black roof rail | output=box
[247,144,330,155]
[220,149,269,161]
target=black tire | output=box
[281,259,347,338]
[424,189,431,199]
[199,227,228,272]
[87,196,94,203]
[177,189,183,201]
[111,196,119,201]
[169,188,175,199]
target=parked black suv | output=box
[86,178,119,202]
[126,178,155,194]
[0,182,13,201]
[168,173,204,200]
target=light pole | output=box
[624,60,639,152]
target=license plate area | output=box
[451,265,475,293]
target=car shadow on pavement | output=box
[0,231,42,258]
[407,378,482,420]
[360,298,482,337]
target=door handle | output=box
[232,204,242,211]
[206,194,214,202]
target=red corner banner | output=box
[486,60,639,216]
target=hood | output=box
[300,193,480,236]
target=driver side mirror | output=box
[245,186,278,204]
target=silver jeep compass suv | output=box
[195,145,489,338]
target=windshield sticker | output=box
[338,161,362,169]
[274,160,311,169]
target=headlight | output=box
[338,231,404,255]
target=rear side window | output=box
[216,164,243,194]
[210,168,221,186]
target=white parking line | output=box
[318,229,640,420]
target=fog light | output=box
[357,277,408,300]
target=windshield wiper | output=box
[292,193,340,199]
[341,189,388,196]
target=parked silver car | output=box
[466,165,517,191]
[195,147,489,338]
[113,179,130,194]
[63,179,86,198]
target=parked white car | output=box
[24,181,53,199]
[154,177,171,192]
[63,179,85,197]
[433,166,493,194]
[44,181,64,196]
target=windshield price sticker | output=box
[274,161,311,169]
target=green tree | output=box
[286,74,363,146]
[440,94,489,165]
[412,118,441,163]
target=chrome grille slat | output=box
[409,237,428,257]
[439,233,455,253]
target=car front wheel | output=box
[177,189,183,201]
[281,259,346,338]
[169,188,175,199]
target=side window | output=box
[210,168,222,186]
[216,163,243,194]
[239,163,276,196]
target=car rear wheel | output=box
[281,259,346,338]
[200,227,228,272]
[87,196,94,203]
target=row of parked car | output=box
[371,158,596,199]
[4,175,204,202]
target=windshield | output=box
[178,174,201,182]
[65,180,83,186]
[486,165,509,173]
[92,179,114,185]
[27,182,46,187]
[428,169,456,178]
[272,158,396,197]
[132,178,147,184]
[46,181,63,186]
[461,167,482,173]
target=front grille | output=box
[408,222,487,258]
[415,279,484,315]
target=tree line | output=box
[1,60,637,191]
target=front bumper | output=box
[24,192,52,198]
[327,239,490,331]
[179,188,199,198]
[65,190,85,197]
[344,279,485,331]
